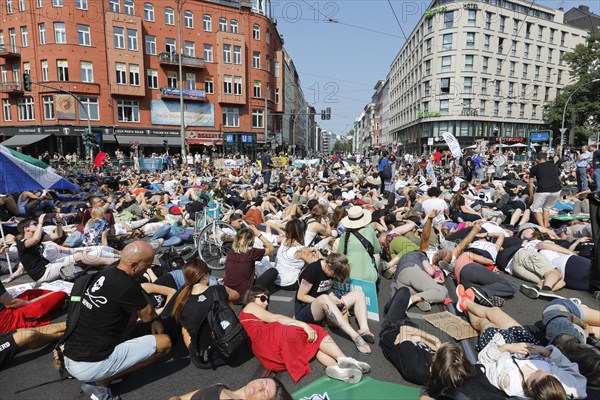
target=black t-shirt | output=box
[495,246,522,271]
[190,384,227,400]
[63,266,149,362]
[394,251,429,277]
[296,260,333,302]
[593,149,600,168]
[529,161,561,193]
[16,239,49,281]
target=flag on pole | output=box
[441,132,463,158]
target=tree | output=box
[546,33,600,144]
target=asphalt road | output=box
[2,260,600,400]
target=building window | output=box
[508,82,514,97]
[6,0,13,13]
[53,0,64,5]
[77,25,90,46]
[165,38,175,54]
[253,51,260,69]
[499,16,505,33]
[466,32,475,49]
[443,11,454,29]
[19,0,25,11]
[253,80,261,97]
[80,61,93,82]
[113,27,124,48]
[219,17,227,31]
[509,61,515,77]
[524,43,530,59]
[275,88,279,104]
[37,0,42,8]
[43,95,54,120]
[266,55,270,71]
[536,45,541,61]
[425,38,432,55]
[54,22,66,43]
[127,29,138,50]
[467,10,476,26]
[41,60,48,81]
[465,55,474,71]
[427,17,432,32]
[483,34,490,51]
[482,56,488,72]
[230,19,238,33]
[109,0,119,12]
[557,70,562,84]
[479,100,486,115]
[424,81,431,96]
[495,80,501,96]
[147,69,158,89]
[441,56,451,73]
[144,2,154,21]
[38,23,46,44]
[223,75,232,94]
[57,59,68,81]
[560,31,566,45]
[511,40,517,56]
[496,58,502,74]
[18,96,34,120]
[252,109,264,128]
[464,77,473,93]
[523,64,529,78]
[222,107,239,127]
[129,64,140,86]
[442,33,452,51]
[532,104,537,118]
[186,72,195,90]
[145,35,156,55]
[205,77,214,94]
[275,60,280,77]
[537,25,543,40]
[485,11,491,29]
[223,44,231,63]
[441,77,450,93]
[203,44,213,62]
[507,102,512,117]
[2,99,11,121]
[233,45,241,64]
[123,0,134,14]
[525,22,532,39]
[185,41,195,57]
[20,27,28,47]
[252,24,260,40]
[535,66,540,80]
[547,48,553,63]
[481,78,487,95]
[512,19,519,35]
[116,62,126,84]
[439,99,449,115]
[165,7,174,25]
[184,10,193,28]
[234,76,242,95]
[167,71,177,88]
[494,101,499,117]
[117,99,139,122]
[203,14,211,31]
[266,28,270,44]
[423,102,429,113]
[520,83,527,98]
[78,96,99,120]
[546,67,552,82]
[533,85,538,99]
[425,60,431,75]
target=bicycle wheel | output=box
[195,221,236,270]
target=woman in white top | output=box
[303,204,333,249]
[275,219,320,290]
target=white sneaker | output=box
[337,356,371,373]
[326,365,362,384]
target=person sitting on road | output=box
[295,253,375,354]
[168,377,293,400]
[62,241,172,400]
[274,219,320,291]
[241,285,370,383]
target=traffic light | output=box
[326,107,331,120]
[23,72,31,91]
[83,129,95,146]
[321,110,326,120]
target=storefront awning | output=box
[187,138,223,145]
[103,135,182,146]
[1,134,51,147]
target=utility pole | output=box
[177,0,187,161]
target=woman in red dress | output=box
[240,286,370,384]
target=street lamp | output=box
[177,0,187,160]
[560,78,600,152]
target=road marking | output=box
[270,295,293,302]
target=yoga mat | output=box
[293,376,420,400]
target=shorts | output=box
[294,302,322,325]
[0,331,18,370]
[39,256,77,283]
[64,335,156,382]
[532,191,560,212]
[477,326,540,351]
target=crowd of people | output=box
[0,143,599,400]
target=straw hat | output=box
[341,206,372,229]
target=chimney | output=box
[579,5,589,12]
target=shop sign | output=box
[418,111,441,119]
[424,6,447,18]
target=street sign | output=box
[559,128,567,135]
[427,137,434,146]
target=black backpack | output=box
[206,296,247,359]
[381,160,393,180]
[156,247,185,277]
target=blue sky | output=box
[274,0,600,135]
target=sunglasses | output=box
[28,222,38,227]
[255,295,269,303]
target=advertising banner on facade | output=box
[441,131,463,159]
[55,94,76,120]
[151,100,214,127]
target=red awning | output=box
[187,138,223,145]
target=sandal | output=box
[353,336,371,354]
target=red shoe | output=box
[456,285,475,312]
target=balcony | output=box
[0,82,23,94]
[160,87,206,101]
[0,45,21,58]
[158,52,205,69]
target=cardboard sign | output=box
[332,278,379,321]
[422,311,479,340]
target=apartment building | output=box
[0,0,285,157]
[387,0,589,154]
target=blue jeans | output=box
[576,166,589,192]
[595,167,600,192]
[65,231,84,247]
[152,224,183,247]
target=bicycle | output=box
[193,199,236,270]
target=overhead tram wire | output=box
[387,0,409,41]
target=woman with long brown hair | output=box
[168,258,240,369]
